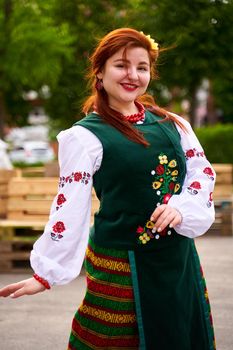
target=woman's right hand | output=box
[0,277,46,298]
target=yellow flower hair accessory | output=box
[140,31,159,51]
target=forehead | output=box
[108,46,150,64]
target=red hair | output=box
[83,28,186,146]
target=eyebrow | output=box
[113,59,149,66]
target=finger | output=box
[10,287,27,299]
[169,212,182,228]
[0,281,25,298]
[155,212,175,232]
[150,204,167,222]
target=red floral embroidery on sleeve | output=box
[203,167,215,181]
[56,194,67,210]
[59,171,91,187]
[187,181,201,195]
[185,148,206,160]
[51,221,66,241]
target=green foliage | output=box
[0,0,233,131]
[195,124,233,163]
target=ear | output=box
[97,72,103,80]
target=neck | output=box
[109,102,138,116]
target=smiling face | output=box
[97,46,151,114]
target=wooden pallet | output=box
[0,169,20,218]
[0,177,99,272]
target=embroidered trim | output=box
[79,301,136,325]
[86,245,131,274]
[59,171,91,187]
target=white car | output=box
[9,141,55,164]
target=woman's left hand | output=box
[150,204,182,232]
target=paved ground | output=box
[0,236,232,350]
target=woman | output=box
[0,28,216,350]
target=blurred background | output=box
[0,0,232,167]
[0,2,232,349]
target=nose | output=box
[127,66,138,80]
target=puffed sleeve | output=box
[30,127,101,286]
[168,116,216,238]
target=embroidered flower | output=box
[152,181,162,190]
[187,181,201,195]
[138,232,151,244]
[146,221,154,229]
[56,194,67,210]
[185,148,206,160]
[158,154,168,164]
[51,221,66,241]
[155,164,165,175]
[185,149,195,158]
[53,221,66,233]
[163,193,172,204]
[203,167,215,181]
[174,183,180,192]
[168,159,177,168]
[74,172,82,182]
[136,226,144,233]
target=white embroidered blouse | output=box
[30,116,216,286]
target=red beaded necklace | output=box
[122,101,145,123]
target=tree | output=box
[0,0,74,137]
[127,0,233,126]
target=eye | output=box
[115,63,126,68]
[138,66,148,71]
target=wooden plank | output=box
[213,185,232,199]
[21,167,45,177]
[0,219,47,227]
[8,178,58,195]
[8,198,53,212]
[0,184,8,193]
[213,164,233,184]
[7,212,49,221]
[0,251,30,260]
[0,169,19,182]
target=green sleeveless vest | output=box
[75,110,186,250]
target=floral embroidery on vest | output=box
[56,193,67,210]
[51,221,66,241]
[59,171,91,188]
[137,153,180,244]
[151,153,181,205]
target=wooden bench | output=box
[0,177,99,272]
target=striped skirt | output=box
[68,237,216,350]
[68,239,139,349]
